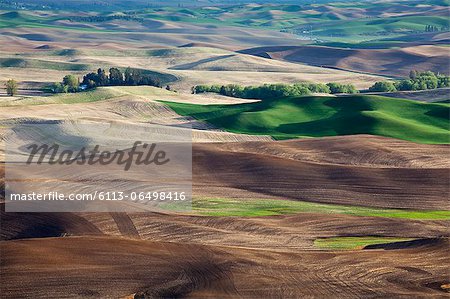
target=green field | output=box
[0,58,90,71]
[314,236,414,250]
[139,4,450,44]
[193,198,450,220]
[309,16,449,43]
[1,1,448,45]
[0,87,125,106]
[142,5,449,32]
[165,95,450,144]
[0,11,112,32]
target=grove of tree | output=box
[369,71,450,92]
[51,67,162,93]
[193,82,358,99]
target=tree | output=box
[369,81,397,92]
[194,84,221,94]
[131,69,143,85]
[6,79,18,96]
[219,85,226,96]
[124,67,142,85]
[51,82,66,93]
[392,71,448,91]
[124,67,133,85]
[344,84,358,94]
[409,70,418,80]
[109,68,123,85]
[394,79,414,91]
[302,82,330,94]
[139,74,160,87]
[97,68,109,86]
[327,83,341,94]
[82,72,98,87]
[326,82,358,94]
[86,79,96,89]
[437,75,450,88]
[425,25,438,32]
[194,82,334,99]
[62,75,79,92]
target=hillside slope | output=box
[239,45,450,77]
[165,95,450,144]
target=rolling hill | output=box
[165,94,450,144]
[239,45,450,77]
[1,1,450,298]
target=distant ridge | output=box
[239,45,450,77]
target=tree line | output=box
[51,67,162,93]
[67,15,144,23]
[192,82,358,99]
[368,71,450,92]
[424,25,445,32]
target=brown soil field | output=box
[2,134,448,209]
[192,137,450,209]
[1,236,448,298]
[1,133,449,297]
[1,202,448,249]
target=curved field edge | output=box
[163,95,450,144]
[192,198,450,220]
[314,237,416,250]
[0,88,125,106]
[0,86,179,107]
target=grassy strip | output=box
[314,237,414,250]
[46,88,125,104]
[0,88,125,107]
[0,86,181,107]
[193,198,450,220]
[0,58,90,71]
